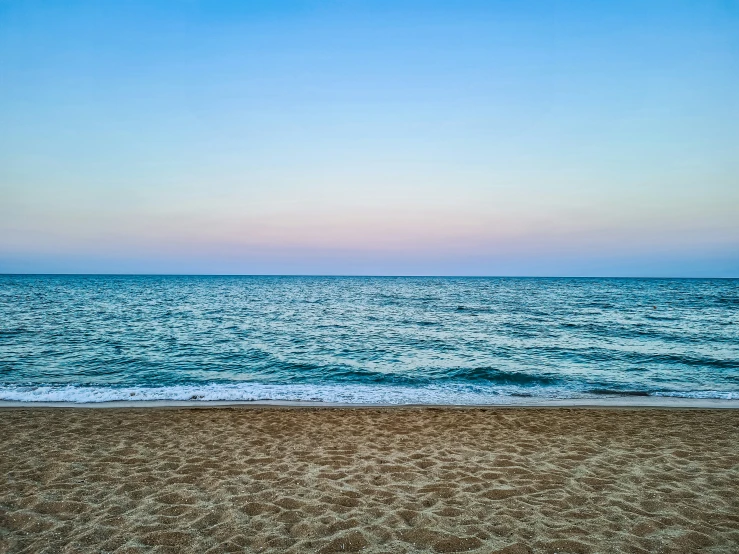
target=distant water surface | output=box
[0,276,737,403]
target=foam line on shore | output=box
[1,382,736,405]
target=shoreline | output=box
[2,396,738,409]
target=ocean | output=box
[0,275,737,404]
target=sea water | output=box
[0,275,737,403]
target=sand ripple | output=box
[1,407,738,553]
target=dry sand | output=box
[1,407,737,553]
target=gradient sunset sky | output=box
[1,1,737,276]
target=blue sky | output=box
[1,0,738,275]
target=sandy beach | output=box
[1,407,737,553]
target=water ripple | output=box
[0,276,737,402]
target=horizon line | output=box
[2,273,737,280]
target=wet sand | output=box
[1,407,737,553]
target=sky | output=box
[1,0,738,276]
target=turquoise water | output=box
[0,275,737,403]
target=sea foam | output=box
[0,383,735,404]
